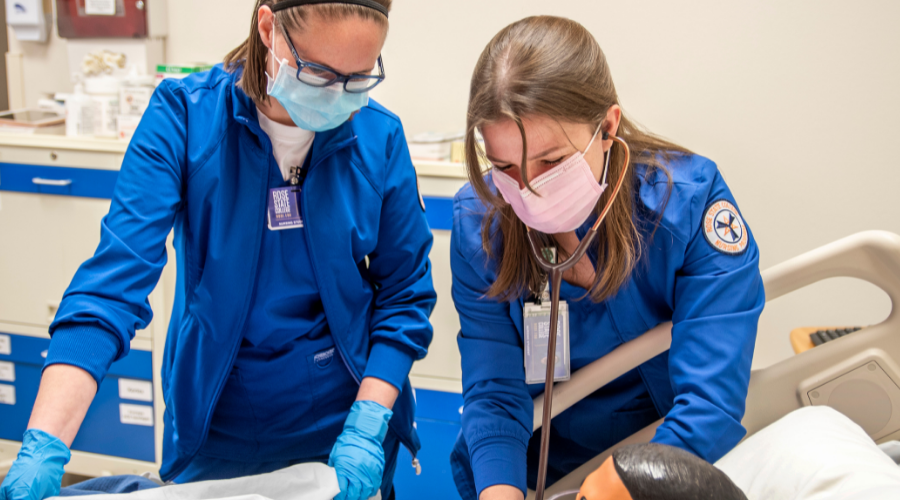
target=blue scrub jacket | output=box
[45,65,436,480]
[450,155,765,496]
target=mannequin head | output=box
[578,443,747,500]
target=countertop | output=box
[0,133,470,179]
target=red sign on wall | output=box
[56,0,148,39]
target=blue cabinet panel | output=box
[0,362,41,436]
[0,163,118,199]
[423,196,453,231]
[73,376,155,462]
[394,389,464,500]
[0,334,50,365]
[0,332,155,462]
[108,349,153,381]
[414,388,463,423]
[0,333,152,380]
[396,419,462,500]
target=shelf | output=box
[0,133,129,154]
[0,134,475,181]
[412,160,468,179]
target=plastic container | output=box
[65,82,96,138]
[407,131,464,162]
[84,75,121,138]
[120,66,156,117]
[154,63,214,85]
[117,114,142,141]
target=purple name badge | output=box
[267,187,304,230]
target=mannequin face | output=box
[577,456,634,500]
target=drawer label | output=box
[119,404,153,426]
[119,379,153,402]
[0,384,15,405]
[0,361,14,382]
[0,335,10,355]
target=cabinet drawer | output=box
[0,163,118,199]
[0,146,124,172]
[0,332,155,462]
[0,192,110,327]
[411,230,462,383]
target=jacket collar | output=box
[229,66,358,166]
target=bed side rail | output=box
[530,230,900,499]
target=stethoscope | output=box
[526,133,631,500]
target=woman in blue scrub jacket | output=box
[450,16,764,500]
[0,1,435,500]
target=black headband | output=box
[271,0,388,18]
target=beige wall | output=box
[9,1,900,368]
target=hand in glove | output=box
[328,400,392,500]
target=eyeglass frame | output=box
[277,22,385,93]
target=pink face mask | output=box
[492,124,610,234]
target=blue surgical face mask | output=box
[265,39,369,132]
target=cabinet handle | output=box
[32,177,73,187]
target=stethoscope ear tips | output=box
[602,130,609,141]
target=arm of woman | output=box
[45,79,187,387]
[651,163,765,462]
[27,365,97,446]
[452,192,534,500]
[328,120,435,500]
[361,121,436,393]
[1,80,188,500]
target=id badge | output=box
[267,186,304,230]
[523,301,571,385]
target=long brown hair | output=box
[224,0,391,103]
[465,16,692,303]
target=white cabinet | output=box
[0,191,73,327]
[408,163,468,393]
[0,135,169,475]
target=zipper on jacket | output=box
[167,129,271,482]
[298,135,422,461]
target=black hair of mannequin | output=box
[612,443,747,500]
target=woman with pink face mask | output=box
[450,16,765,500]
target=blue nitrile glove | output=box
[0,429,71,500]
[328,400,393,500]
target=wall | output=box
[0,3,8,111]
[9,0,900,368]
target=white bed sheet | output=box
[49,463,342,500]
[716,406,900,500]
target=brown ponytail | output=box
[224,0,391,103]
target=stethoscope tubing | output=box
[526,135,631,500]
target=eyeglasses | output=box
[278,23,385,93]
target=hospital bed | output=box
[529,230,900,499]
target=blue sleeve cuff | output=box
[44,324,122,386]
[470,435,528,497]
[651,424,698,456]
[362,340,417,391]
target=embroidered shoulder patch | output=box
[703,199,748,255]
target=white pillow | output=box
[716,406,900,500]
